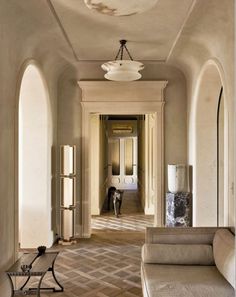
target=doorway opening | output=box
[18,64,53,248]
[79,80,167,238]
[193,61,228,226]
[90,115,154,232]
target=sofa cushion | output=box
[141,263,235,297]
[213,229,235,289]
[142,243,214,265]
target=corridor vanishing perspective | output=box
[92,190,154,232]
[25,191,152,297]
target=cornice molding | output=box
[78,80,168,102]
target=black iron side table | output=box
[6,252,64,297]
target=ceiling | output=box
[50,0,195,62]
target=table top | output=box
[6,252,59,276]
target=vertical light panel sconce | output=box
[59,145,76,245]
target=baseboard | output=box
[91,208,100,216]
[144,207,155,215]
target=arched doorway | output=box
[193,60,228,226]
[18,63,53,248]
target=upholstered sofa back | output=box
[146,227,222,244]
[143,227,235,289]
[141,227,235,297]
[142,243,215,265]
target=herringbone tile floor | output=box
[20,191,153,296]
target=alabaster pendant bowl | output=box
[101,60,144,81]
[84,0,159,16]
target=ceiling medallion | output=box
[101,40,144,82]
[84,0,159,16]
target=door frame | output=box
[78,81,167,237]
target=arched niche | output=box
[193,60,228,226]
[18,63,53,248]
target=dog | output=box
[107,186,116,211]
[113,189,124,217]
[107,187,123,217]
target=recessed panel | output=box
[111,139,120,175]
[125,138,133,175]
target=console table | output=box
[6,252,63,297]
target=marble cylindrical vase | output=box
[168,164,187,193]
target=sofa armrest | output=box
[145,227,227,245]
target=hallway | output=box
[92,190,154,232]
[25,191,152,296]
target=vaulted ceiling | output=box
[50,0,195,62]
[4,0,230,82]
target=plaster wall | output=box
[168,0,235,226]
[194,66,222,226]
[57,68,82,235]
[0,1,74,293]
[19,65,53,248]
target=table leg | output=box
[20,275,31,290]
[51,258,64,292]
[6,274,14,297]
[37,272,47,297]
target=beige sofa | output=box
[141,227,235,297]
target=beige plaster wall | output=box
[19,64,54,248]
[143,64,188,192]
[194,65,222,226]
[0,1,75,293]
[168,0,235,226]
[57,67,82,235]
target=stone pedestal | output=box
[166,192,192,227]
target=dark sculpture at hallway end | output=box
[107,187,124,217]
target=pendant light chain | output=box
[123,44,133,61]
[114,40,133,61]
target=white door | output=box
[108,137,137,190]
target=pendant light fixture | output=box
[84,0,159,16]
[101,40,144,82]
